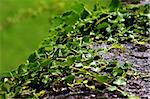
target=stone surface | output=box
[43,43,150,99]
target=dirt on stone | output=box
[93,43,150,99]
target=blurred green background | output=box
[0,0,97,73]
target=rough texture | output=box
[94,43,150,98]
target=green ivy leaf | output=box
[40,59,52,68]
[71,2,84,15]
[113,78,126,86]
[63,11,79,25]
[27,52,38,63]
[96,22,109,29]
[50,16,63,29]
[112,67,123,76]
[63,75,75,83]
[64,25,73,33]
[18,64,27,75]
[42,75,49,84]
[48,69,61,75]
[95,75,109,84]
[75,63,83,68]
[109,0,121,10]
[107,86,117,91]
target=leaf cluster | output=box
[0,1,149,98]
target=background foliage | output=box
[0,0,98,73]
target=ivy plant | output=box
[0,0,149,98]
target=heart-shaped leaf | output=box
[113,78,126,86]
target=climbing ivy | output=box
[0,0,149,98]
